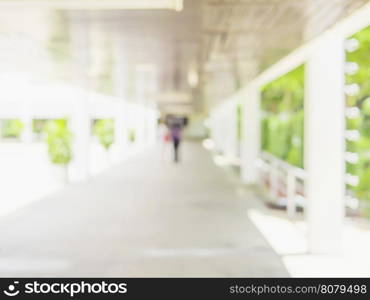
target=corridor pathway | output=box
[0,142,288,277]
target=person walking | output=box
[170,123,182,163]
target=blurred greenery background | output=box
[261,65,305,169]
[346,25,370,217]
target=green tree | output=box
[261,65,305,168]
[93,119,115,150]
[345,25,370,214]
[1,119,24,139]
[45,119,72,165]
[128,128,136,144]
[286,110,304,168]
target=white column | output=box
[305,34,345,254]
[227,103,238,159]
[114,102,129,157]
[70,98,90,182]
[20,113,33,144]
[134,65,147,145]
[21,117,33,144]
[146,105,158,145]
[20,100,33,143]
[135,64,158,145]
[241,85,261,185]
[146,68,159,145]
[113,35,128,100]
[68,12,91,182]
[113,35,129,155]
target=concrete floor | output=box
[0,142,288,277]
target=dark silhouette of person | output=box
[170,124,182,163]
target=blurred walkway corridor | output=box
[0,142,288,277]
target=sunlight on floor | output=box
[247,209,370,277]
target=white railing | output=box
[258,151,306,218]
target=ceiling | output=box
[0,0,369,114]
[202,0,370,107]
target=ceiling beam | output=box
[0,0,184,10]
[204,28,256,35]
[206,0,300,7]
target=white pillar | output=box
[134,65,147,145]
[113,35,128,100]
[20,115,33,144]
[21,117,33,144]
[144,67,158,145]
[70,98,90,182]
[113,35,129,155]
[20,100,33,143]
[305,34,345,254]
[68,12,91,182]
[146,105,158,145]
[115,102,129,156]
[241,86,261,185]
[227,103,238,159]
[135,64,158,145]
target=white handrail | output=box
[259,151,306,218]
[260,151,306,180]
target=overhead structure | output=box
[0,0,184,11]
[2,0,368,116]
[202,0,369,107]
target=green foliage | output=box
[128,128,136,144]
[1,119,24,139]
[32,119,51,141]
[346,25,370,213]
[356,167,370,213]
[287,110,304,167]
[347,115,361,130]
[261,65,305,168]
[93,119,115,150]
[261,116,269,150]
[347,26,370,100]
[266,115,291,159]
[33,120,46,135]
[45,119,72,165]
